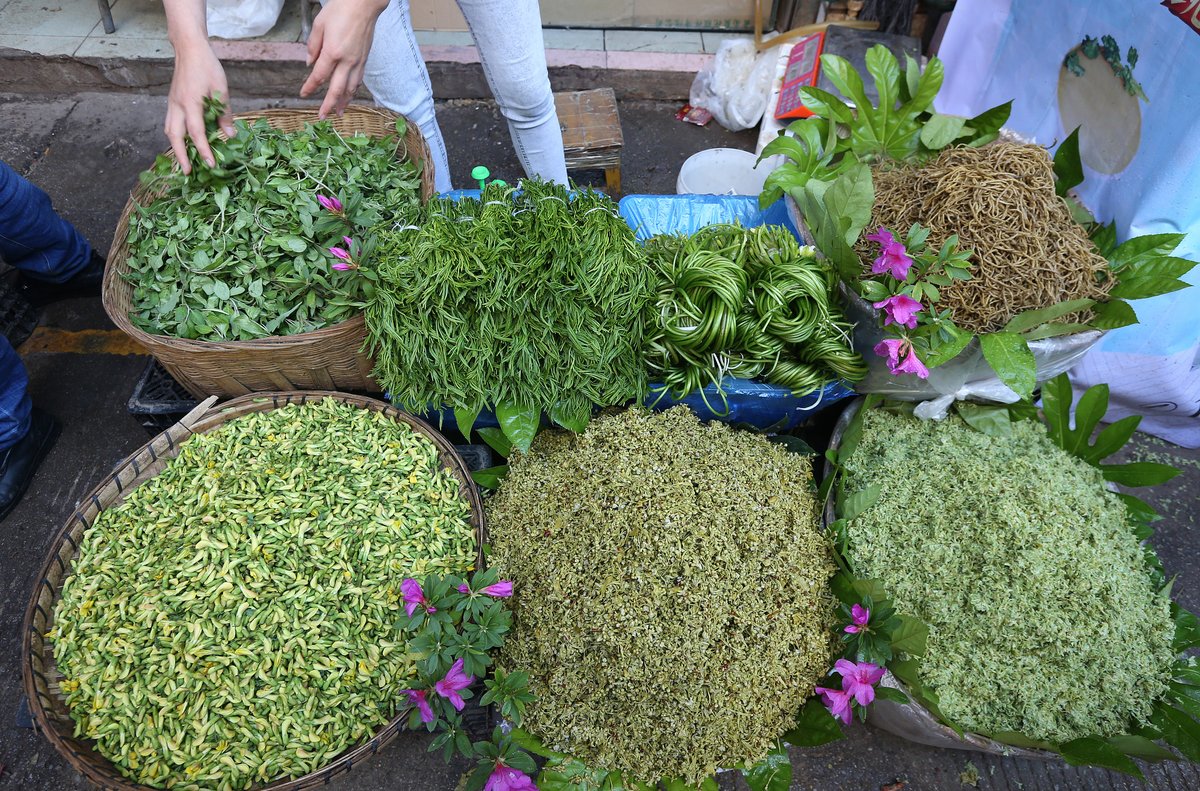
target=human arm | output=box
[162,0,234,174]
[300,0,392,119]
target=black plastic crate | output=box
[0,278,38,350]
[127,359,200,434]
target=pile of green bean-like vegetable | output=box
[125,100,423,341]
[367,179,652,433]
[645,224,866,401]
[50,399,476,790]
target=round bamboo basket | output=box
[103,106,434,399]
[22,392,485,791]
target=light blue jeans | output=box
[322,0,567,191]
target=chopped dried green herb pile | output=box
[488,407,835,784]
[367,180,652,426]
[843,409,1174,743]
[51,399,476,789]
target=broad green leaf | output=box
[1171,602,1200,652]
[742,742,792,791]
[919,114,968,150]
[549,399,591,434]
[865,45,900,133]
[454,402,482,440]
[1091,221,1119,257]
[876,686,909,704]
[1089,298,1139,329]
[962,100,1012,142]
[1100,461,1182,487]
[1109,275,1191,300]
[979,331,1036,400]
[470,465,508,490]
[783,698,844,747]
[823,163,875,245]
[495,402,539,453]
[506,750,538,774]
[509,728,566,759]
[839,483,881,521]
[1084,414,1141,463]
[1108,233,1186,270]
[902,54,921,103]
[955,402,1013,437]
[1060,736,1142,777]
[759,134,820,167]
[477,427,513,457]
[1150,701,1200,763]
[1120,255,1197,280]
[1053,127,1084,197]
[1069,383,1110,454]
[820,54,875,118]
[1117,492,1160,526]
[1004,298,1096,334]
[988,731,1058,752]
[888,614,929,656]
[1022,322,1093,341]
[921,326,973,368]
[904,56,944,114]
[794,183,862,284]
[1104,734,1177,762]
[796,86,856,125]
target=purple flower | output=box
[873,338,905,368]
[893,349,930,379]
[815,685,853,724]
[458,580,514,597]
[872,294,924,330]
[434,658,475,711]
[484,765,537,791]
[331,262,354,272]
[833,659,887,707]
[401,578,435,618]
[342,236,355,250]
[316,194,344,214]
[457,583,471,594]
[403,689,434,724]
[329,246,351,261]
[866,227,914,280]
[844,604,870,635]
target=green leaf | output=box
[979,331,1036,400]
[470,465,508,490]
[1089,298,1139,329]
[919,114,968,150]
[921,326,973,368]
[864,44,900,131]
[962,100,1012,144]
[820,54,875,118]
[888,614,929,656]
[1108,233,1186,270]
[454,403,482,440]
[477,427,513,458]
[549,399,591,433]
[1022,322,1093,341]
[1104,734,1177,762]
[495,402,539,454]
[1091,221,1119,257]
[1004,298,1096,334]
[1067,382,1110,453]
[1100,461,1181,487]
[796,86,856,126]
[1152,700,1200,763]
[987,730,1058,751]
[839,483,881,521]
[1053,127,1084,197]
[1117,492,1160,526]
[876,686,909,704]
[904,56,944,114]
[1060,736,1143,777]
[742,742,792,791]
[823,163,875,245]
[509,727,566,760]
[1109,275,1191,300]
[955,402,1013,437]
[1120,255,1198,280]
[783,698,844,747]
[1171,602,1200,652]
[505,750,538,774]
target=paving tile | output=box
[76,36,173,59]
[0,0,104,37]
[542,28,605,51]
[413,30,475,47]
[701,31,752,54]
[0,33,85,56]
[604,29,703,54]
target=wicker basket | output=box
[103,106,434,399]
[22,392,485,791]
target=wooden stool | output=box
[554,88,623,195]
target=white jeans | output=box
[320,0,567,191]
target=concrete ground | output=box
[0,91,1197,791]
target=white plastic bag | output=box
[690,39,776,132]
[207,0,286,40]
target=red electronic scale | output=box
[774,33,825,120]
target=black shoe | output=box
[0,408,61,522]
[18,251,106,307]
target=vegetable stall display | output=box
[485,407,837,787]
[804,378,1200,775]
[31,397,480,790]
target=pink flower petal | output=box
[872,294,923,330]
[403,689,435,724]
[329,246,350,261]
[331,262,352,271]
[893,349,930,379]
[844,624,862,634]
[457,583,471,594]
[342,236,355,250]
[873,338,905,367]
[851,604,870,626]
[481,581,514,598]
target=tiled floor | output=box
[0,0,749,59]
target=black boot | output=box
[0,407,60,521]
[18,251,106,307]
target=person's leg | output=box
[456,0,567,185]
[0,336,30,452]
[320,0,453,190]
[0,160,91,283]
[0,334,57,521]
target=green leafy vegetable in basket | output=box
[644,223,866,406]
[366,179,652,452]
[49,399,476,790]
[123,98,423,341]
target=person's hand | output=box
[165,41,235,175]
[301,0,390,119]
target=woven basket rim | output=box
[101,105,432,353]
[22,391,485,791]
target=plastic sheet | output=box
[206,0,285,39]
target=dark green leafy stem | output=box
[811,381,1198,774]
[126,98,423,340]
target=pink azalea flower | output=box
[844,603,870,634]
[833,659,887,707]
[401,578,435,617]
[815,685,853,724]
[458,580,515,597]
[403,689,434,724]
[434,658,475,711]
[457,583,471,594]
[331,262,354,272]
[866,227,914,280]
[329,246,351,261]
[484,765,537,791]
[872,294,924,330]
[316,194,344,214]
[342,236,355,250]
[873,338,905,368]
[893,349,930,379]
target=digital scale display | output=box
[774,33,825,120]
